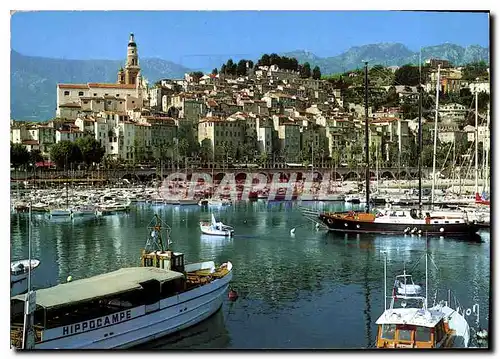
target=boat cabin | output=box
[141,249,185,273]
[10,267,186,348]
[375,308,453,348]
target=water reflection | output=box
[10,203,490,349]
[138,308,231,349]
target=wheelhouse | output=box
[375,308,453,348]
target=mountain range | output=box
[11,43,489,121]
[282,43,489,75]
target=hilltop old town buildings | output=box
[10,34,490,169]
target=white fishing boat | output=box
[70,206,97,218]
[10,214,233,349]
[200,214,234,237]
[29,202,49,213]
[97,199,131,214]
[375,254,470,348]
[49,208,72,217]
[11,259,40,297]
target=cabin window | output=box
[415,327,431,342]
[398,328,412,342]
[455,221,460,224]
[433,221,438,224]
[381,324,396,340]
[444,221,449,224]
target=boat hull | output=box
[34,269,232,349]
[200,225,233,237]
[318,213,480,237]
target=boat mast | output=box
[22,201,35,350]
[384,253,387,310]
[431,65,441,208]
[418,88,423,214]
[364,61,370,213]
[485,104,490,194]
[474,88,479,196]
[425,250,429,310]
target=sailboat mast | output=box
[431,65,441,207]
[418,89,423,214]
[474,89,479,195]
[485,105,490,193]
[28,200,32,294]
[364,61,370,213]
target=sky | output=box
[10,11,490,69]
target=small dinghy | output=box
[394,271,423,296]
[200,214,234,237]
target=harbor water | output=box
[10,200,490,349]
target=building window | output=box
[116,94,120,97]
[105,93,108,96]
[78,91,84,96]
[107,101,111,105]
[83,101,88,104]
[94,93,97,96]
[64,91,70,96]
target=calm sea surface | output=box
[10,201,490,349]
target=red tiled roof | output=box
[58,84,87,89]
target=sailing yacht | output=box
[310,64,479,237]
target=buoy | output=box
[440,227,444,233]
[67,276,72,282]
[228,288,238,301]
[290,228,296,235]
[404,227,410,234]
[315,223,320,229]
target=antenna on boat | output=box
[383,251,387,311]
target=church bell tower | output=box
[124,33,140,85]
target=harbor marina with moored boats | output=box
[10,198,489,349]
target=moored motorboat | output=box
[49,208,72,217]
[375,254,470,348]
[10,214,233,349]
[11,259,40,297]
[200,214,234,237]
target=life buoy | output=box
[327,218,333,224]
